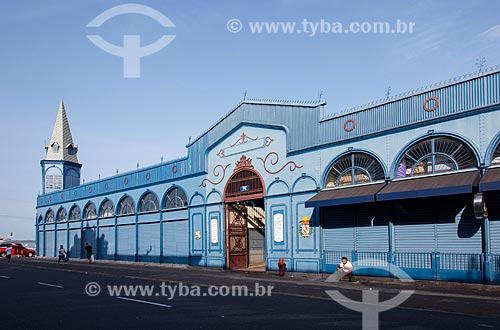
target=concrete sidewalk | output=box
[28,256,500,300]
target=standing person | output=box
[6,245,12,263]
[84,242,93,264]
[58,245,67,263]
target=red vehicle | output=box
[0,243,36,257]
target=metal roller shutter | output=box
[163,220,188,264]
[56,230,66,252]
[355,205,388,252]
[82,227,97,253]
[138,223,161,262]
[487,192,500,253]
[436,196,482,253]
[117,225,136,261]
[322,205,355,251]
[44,231,55,257]
[98,226,115,260]
[68,229,81,258]
[394,199,436,252]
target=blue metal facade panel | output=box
[117,225,136,261]
[56,229,66,252]
[44,231,55,257]
[163,220,189,264]
[98,226,115,260]
[394,199,436,252]
[322,206,355,251]
[68,229,81,258]
[82,227,97,257]
[491,221,500,254]
[138,222,161,262]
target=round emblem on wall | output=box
[88,187,92,194]
[423,97,439,112]
[60,193,64,199]
[74,191,78,197]
[124,178,129,185]
[343,119,356,132]
[104,183,109,190]
[146,172,151,181]
[172,165,178,174]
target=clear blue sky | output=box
[1,0,499,239]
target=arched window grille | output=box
[99,200,115,217]
[492,141,500,165]
[69,205,81,221]
[224,170,264,199]
[325,153,385,188]
[163,188,188,210]
[117,196,135,215]
[139,192,159,212]
[45,210,55,223]
[56,208,67,222]
[83,203,97,220]
[395,136,477,178]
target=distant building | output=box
[36,69,500,284]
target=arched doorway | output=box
[224,156,265,269]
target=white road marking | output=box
[115,296,172,308]
[0,275,10,279]
[37,282,63,289]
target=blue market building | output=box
[36,68,500,283]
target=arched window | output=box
[45,210,55,223]
[69,205,81,221]
[163,188,188,210]
[38,215,43,224]
[139,192,159,213]
[325,152,385,188]
[395,136,477,178]
[492,141,500,165]
[117,196,135,215]
[83,203,97,220]
[99,200,114,218]
[56,208,67,222]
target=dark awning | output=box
[376,170,480,201]
[479,167,500,192]
[305,182,386,208]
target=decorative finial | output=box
[318,91,323,102]
[243,90,247,100]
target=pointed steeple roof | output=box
[45,99,79,163]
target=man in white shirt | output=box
[336,256,354,282]
[6,246,12,263]
[58,245,67,263]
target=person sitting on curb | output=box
[336,256,354,282]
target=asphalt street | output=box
[1,257,499,329]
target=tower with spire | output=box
[41,99,82,194]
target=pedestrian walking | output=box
[58,245,67,263]
[6,246,12,263]
[84,242,93,264]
